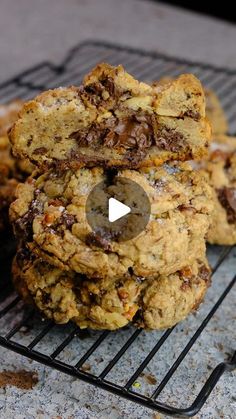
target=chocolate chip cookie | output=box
[10,64,211,170]
[205,89,228,135]
[155,78,227,136]
[12,248,211,330]
[0,100,23,232]
[10,163,213,280]
[200,135,236,245]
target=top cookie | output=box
[10,63,211,170]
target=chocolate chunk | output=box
[15,247,32,269]
[60,212,76,229]
[198,264,211,283]
[217,187,236,223]
[33,147,47,155]
[14,191,43,241]
[184,110,201,121]
[178,204,197,214]
[104,116,153,150]
[225,188,236,212]
[85,232,111,251]
[156,129,185,152]
[41,292,51,305]
[79,79,113,107]
[71,114,154,151]
[124,149,146,166]
[180,279,191,291]
[100,76,115,96]
[71,115,188,157]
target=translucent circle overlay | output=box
[86,176,151,242]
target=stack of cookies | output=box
[9,64,213,330]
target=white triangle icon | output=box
[108,198,131,223]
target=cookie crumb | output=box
[0,370,38,390]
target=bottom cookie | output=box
[12,249,211,330]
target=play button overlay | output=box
[86,176,151,242]
[108,198,131,222]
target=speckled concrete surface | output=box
[0,246,235,418]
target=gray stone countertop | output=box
[0,1,236,418]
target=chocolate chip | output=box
[27,136,33,147]
[33,147,47,155]
[217,187,236,223]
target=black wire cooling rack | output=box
[0,41,235,417]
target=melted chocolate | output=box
[71,114,154,151]
[156,128,185,152]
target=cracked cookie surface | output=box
[10,163,213,280]
[10,64,211,170]
[12,248,211,330]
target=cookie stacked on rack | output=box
[9,64,213,330]
[154,77,236,246]
[199,135,236,245]
[0,100,23,232]
[0,100,34,233]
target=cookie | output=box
[10,64,211,170]
[0,177,18,231]
[0,100,24,232]
[200,135,236,245]
[10,163,213,280]
[155,78,227,136]
[12,248,211,330]
[0,100,23,174]
[205,89,228,135]
[136,259,211,329]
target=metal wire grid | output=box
[0,41,235,417]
